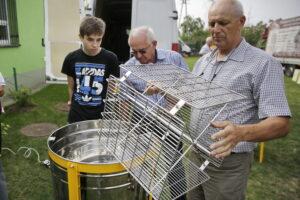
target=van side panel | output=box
[131,0,178,50]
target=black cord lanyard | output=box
[199,49,217,73]
[199,48,236,82]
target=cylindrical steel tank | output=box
[47,120,146,200]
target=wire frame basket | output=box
[99,64,246,200]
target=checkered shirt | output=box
[192,39,291,152]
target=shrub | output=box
[7,87,33,107]
[0,122,10,135]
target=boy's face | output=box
[79,33,103,56]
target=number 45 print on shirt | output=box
[74,62,105,106]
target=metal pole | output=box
[13,67,18,91]
[259,142,265,163]
[178,0,184,27]
[185,0,187,19]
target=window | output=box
[0,0,19,47]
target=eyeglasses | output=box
[130,44,151,56]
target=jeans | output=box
[0,161,8,200]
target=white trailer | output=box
[265,16,300,77]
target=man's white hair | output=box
[128,26,156,45]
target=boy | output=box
[61,16,119,123]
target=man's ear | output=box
[152,40,158,47]
[240,16,246,26]
[78,34,84,41]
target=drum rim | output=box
[47,119,125,173]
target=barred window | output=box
[0,0,19,47]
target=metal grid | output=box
[99,64,246,200]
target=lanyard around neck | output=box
[199,47,237,81]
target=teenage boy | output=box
[61,16,119,123]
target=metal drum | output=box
[47,120,146,200]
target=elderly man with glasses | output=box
[124,26,189,99]
[125,26,188,67]
[121,26,189,200]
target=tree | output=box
[242,21,267,49]
[179,15,267,54]
[180,15,209,54]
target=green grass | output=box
[0,57,299,199]
[1,84,68,200]
[185,56,199,71]
[247,77,300,200]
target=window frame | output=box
[0,0,20,47]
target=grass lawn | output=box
[0,56,299,199]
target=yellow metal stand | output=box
[259,142,264,163]
[67,162,80,200]
[48,150,126,200]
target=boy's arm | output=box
[67,76,74,105]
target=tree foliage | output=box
[180,15,209,54]
[242,21,267,49]
[179,15,268,54]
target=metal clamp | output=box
[120,71,132,82]
[169,99,186,115]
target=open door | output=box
[44,0,82,83]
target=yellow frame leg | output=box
[67,162,80,200]
[259,142,265,163]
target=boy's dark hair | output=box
[79,16,106,37]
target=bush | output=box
[0,122,10,135]
[7,87,33,107]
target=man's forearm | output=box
[210,116,290,158]
[240,116,290,142]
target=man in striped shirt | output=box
[189,0,291,199]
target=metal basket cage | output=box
[97,64,246,200]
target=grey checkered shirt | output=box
[192,39,291,152]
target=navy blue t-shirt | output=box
[61,48,119,123]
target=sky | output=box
[175,0,300,27]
